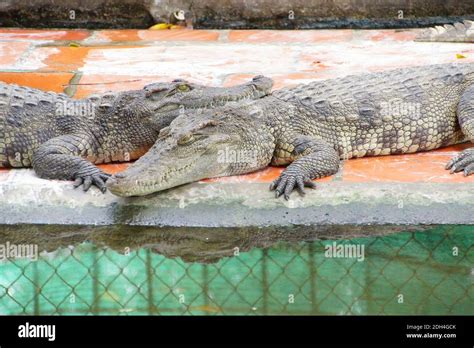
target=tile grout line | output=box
[217,30,230,43]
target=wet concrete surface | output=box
[1,177,474,226]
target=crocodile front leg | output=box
[32,133,110,192]
[446,85,474,175]
[270,135,340,200]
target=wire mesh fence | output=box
[0,225,472,315]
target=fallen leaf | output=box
[149,23,171,30]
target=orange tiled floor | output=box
[92,29,220,43]
[0,72,74,93]
[0,27,473,184]
[228,30,354,43]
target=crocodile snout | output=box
[107,173,157,197]
[106,175,130,196]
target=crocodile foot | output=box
[445,148,474,176]
[269,171,316,200]
[73,169,111,193]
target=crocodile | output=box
[0,76,272,191]
[107,62,474,199]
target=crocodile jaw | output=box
[106,142,225,197]
[107,159,207,197]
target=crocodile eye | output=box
[177,133,194,145]
[177,84,190,92]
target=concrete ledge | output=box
[1,169,474,227]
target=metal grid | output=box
[0,226,472,315]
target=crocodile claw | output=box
[73,171,111,193]
[270,172,316,200]
[446,148,474,176]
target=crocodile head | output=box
[143,75,273,130]
[107,102,275,196]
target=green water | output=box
[0,226,472,315]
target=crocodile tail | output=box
[415,20,474,43]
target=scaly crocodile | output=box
[0,76,272,191]
[107,62,474,199]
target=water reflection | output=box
[0,225,472,315]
